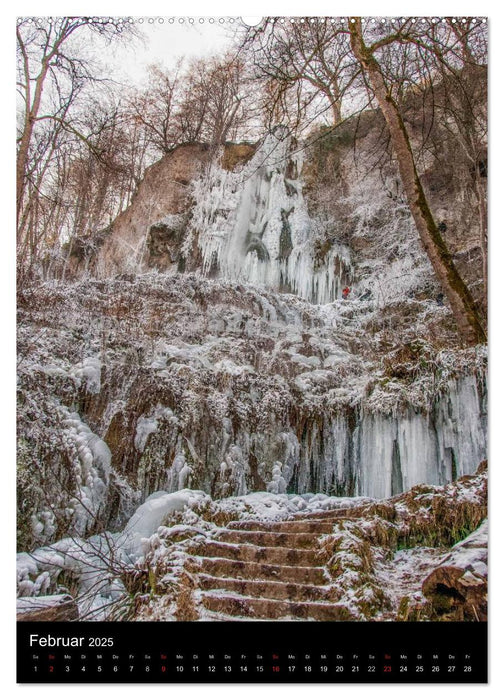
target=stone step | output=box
[188,540,323,566]
[292,510,352,521]
[201,592,354,621]
[198,574,337,603]
[217,529,322,549]
[186,557,329,585]
[227,519,335,534]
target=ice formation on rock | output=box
[59,410,111,535]
[191,129,351,303]
[355,376,486,498]
[17,273,488,548]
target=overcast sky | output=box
[105,19,244,87]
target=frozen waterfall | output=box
[192,129,351,304]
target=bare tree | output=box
[176,54,251,145]
[431,20,488,300]
[348,17,486,345]
[127,62,182,156]
[126,54,255,155]
[16,17,139,271]
[243,18,358,131]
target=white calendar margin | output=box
[2,1,502,698]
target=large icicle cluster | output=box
[190,129,351,304]
[355,375,486,499]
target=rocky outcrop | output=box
[94,143,210,276]
[422,520,487,621]
[70,142,257,278]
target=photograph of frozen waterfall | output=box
[17,16,487,628]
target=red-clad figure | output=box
[342,286,351,300]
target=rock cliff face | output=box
[72,101,486,315]
[77,142,256,278]
[92,143,210,276]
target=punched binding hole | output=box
[241,17,264,26]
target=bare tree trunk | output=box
[475,171,488,302]
[17,23,56,232]
[349,19,486,345]
[328,80,342,124]
[16,55,49,232]
[324,89,342,124]
[16,126,32,231]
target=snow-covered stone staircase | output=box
[186,515,355,620]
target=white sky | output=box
[106,19,239,87]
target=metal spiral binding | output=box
[17,17,488,26]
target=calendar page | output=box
[16,15,488,683]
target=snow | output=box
[213,358,255,375]
[266,461,288,494]
[374,545,446,613]
[60,409,111,534]
[71,356,102,394]
[436,519,488,575]
[340,164,431,307]
[16,534,132,620]
[134,416,158,451]
[134,405,177,452]
[120,488,207,557]
[208,490,372,522]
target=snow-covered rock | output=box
[121,489,207,558]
